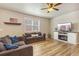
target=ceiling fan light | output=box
[48,8,53,12]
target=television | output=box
[58,23,72,32]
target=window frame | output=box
[25,19,40,32]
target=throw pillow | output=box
[32,34,38,37]
[10,36,18,44]
[1,35,12,45]
[14,41,25,46]
[0,42,6,52]
[4,44,18,50]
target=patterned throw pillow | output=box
[10,36,18,44]
[0,42,6,52]
[1,35,12,45]
[4,44,18,50]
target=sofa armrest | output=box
[17,36,25,41]
[42,33,46,40]
[0,45,33,56]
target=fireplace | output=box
[58,34,67,41]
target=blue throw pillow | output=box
[4,44,18,50]
[10,36,18,44]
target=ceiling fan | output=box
[41,3,62,13]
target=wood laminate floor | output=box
[29,39,79,56]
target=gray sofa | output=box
[0,45,33,56]
[0,35,33,56]
[23,32,46,44]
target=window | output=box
[25,20,40,32]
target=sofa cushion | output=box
[1,35,12,45]
[32,34,38,37]
[38,32,42,36]
[25,33,31,37]
[10,36,18,44]
[0,42,6,52]
[26,37,34,39]
[4,44,18,50]
[0,45,33,56]
[14,41,25,46]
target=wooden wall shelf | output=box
[4,22,21,25]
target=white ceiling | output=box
[0,3,79,19]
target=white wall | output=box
[0,8,50,37]
[51,10,79,38]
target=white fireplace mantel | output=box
[54,32,79,44]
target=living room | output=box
[0,3,79,56]
[0,3,50,56]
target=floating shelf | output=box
[4,22,21,25]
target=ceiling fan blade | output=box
[53,8,59,11]
[54,3,62,6]
[47,3,53,7]
[41,8,48,10]
[47,3,49,5]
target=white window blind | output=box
[25,20,40,32]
